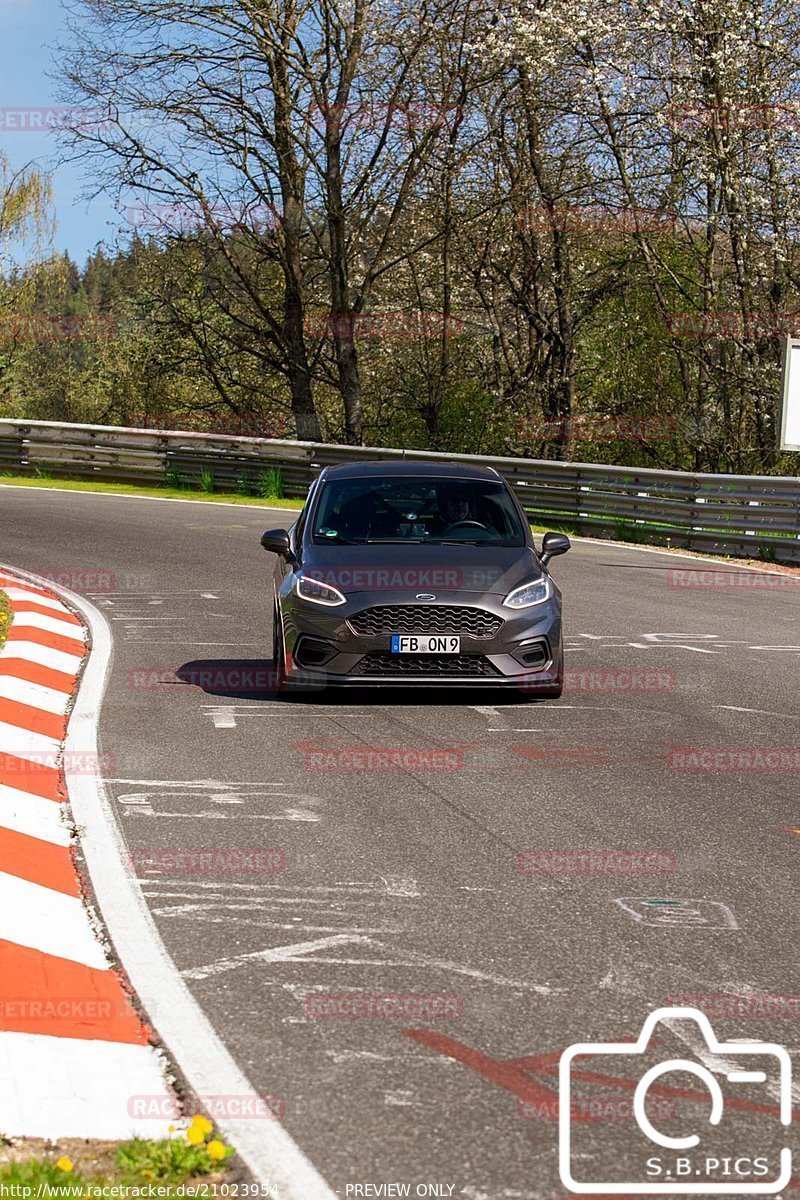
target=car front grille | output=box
[348,604,503,638]
[353,653,501,678]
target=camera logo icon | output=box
[559,1006,792,1194]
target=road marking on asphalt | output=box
[662,1016,800,1106]
[111,780,323,821]
[111,616,186,621]
[715,705,799,718]
[210,706,237,728]
[184,933,374,980]
[384,1089,414,1107]
[382,875,421,897]
[185,928,560,991]
[614,897,740,929]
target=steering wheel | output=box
[444,520,487,531]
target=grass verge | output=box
[0,1118,239,1196]
[0,473,304,510]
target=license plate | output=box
[390,635,461,654]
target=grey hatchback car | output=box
[261,461,570,695]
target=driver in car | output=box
[435,485,485,535]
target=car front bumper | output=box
[278,590,563,688]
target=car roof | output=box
[319,460,501,481]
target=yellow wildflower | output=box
[55,1158,74,1173]
[206,1141,227,1162]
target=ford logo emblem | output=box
[416,593,436,601]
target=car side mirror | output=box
[540,532,571,565]
[261,528,296,561]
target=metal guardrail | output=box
[1,418,799,564]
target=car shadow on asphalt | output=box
[175,658,545,706]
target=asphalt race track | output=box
[3,483,799,1198]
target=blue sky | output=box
[1,0,118,266]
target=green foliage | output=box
[258,466,284,498]
[0,1159,88,1194]
[199,468,215,492]
[116,1136,232,1184]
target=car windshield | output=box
[311,476,526,546]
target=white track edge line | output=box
[0,564,337,1200]
[0,483,300,514]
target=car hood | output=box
[299,542,543,597]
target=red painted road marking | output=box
[0,658,76,694]
[405,1029,800,1121]
[10,600,82,626]
[0,750,63,802]
[8,625,86,657]
[0,827,79,896]
[0,695,67,740]
[403,1030,559,1107]
[0,575,155,1053]
[0,939,149,1043]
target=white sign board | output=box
[779,337,800,451]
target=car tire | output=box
[272,600,287,694]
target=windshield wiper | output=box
[437,539,492,546]
[315,534,361,544]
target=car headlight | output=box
[296,575,347,607]
[503,577,552,608]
